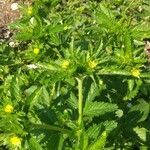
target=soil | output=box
[0,0,31,41]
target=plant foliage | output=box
[0,0,150,149]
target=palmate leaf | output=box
[83,101,118,118]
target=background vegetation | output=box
[0,0,150,149]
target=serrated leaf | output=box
[124,30,133,57]
[41,86,50,106]
[89,131,107,150]
[84,101,118,117]
[10,75,21,101]
[128,79,135,91]
[67,92,78,109]
[25,86,38,96]
[15,28,33,40]
[96,4,115,29]
[129,99,149,122]
[29,137,43,150]
[115,109,124,118]
[26,87,42,109]
[86,120,117,140]
[47,24,65,33]
[86,124,102,139]
[133,127,147,142]
[86,83,100,103]
[50,34,61,45]
[124,79,142,100]
[37,63,60,71]
[103,120,118,133]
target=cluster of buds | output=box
[4,104,14,113]
[131,68,140,78]
[10,136,22,147]
[88,60,97,69]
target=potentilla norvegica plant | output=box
[0,0,150,149]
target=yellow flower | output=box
[61,60,70,69]
[4,104,14,113]
[88,61,97,69]
[33,48,40,55]
[27,6,33,15]
[131,68,140,78]
[10,136,21,147]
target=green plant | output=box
[0,0,150,149]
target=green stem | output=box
[58,135,65,150]
[76,77,84,146]
[31,123,71,134]
[76,78,83,127]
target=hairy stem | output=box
[76,77,84,146]
[76,77,83,127]
[31,123,71,134]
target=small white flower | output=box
[122,45,125,48]
[11,3,18,11]
[27,64,38,69]
[30,17,35,25]
[138,6,143,12]
[9,41,15,47]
